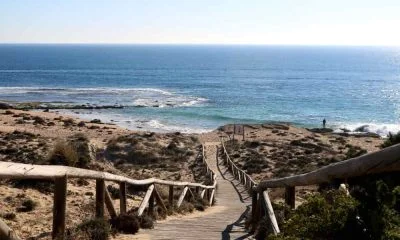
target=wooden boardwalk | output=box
[141,143,253,240]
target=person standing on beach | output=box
[323,119,326,128]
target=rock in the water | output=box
[354,125,369,132]
[90,119,102,124]
[0,102,11,109]
[307,128,333,133]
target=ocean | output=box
[0,44,400,136]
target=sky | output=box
[1,0,400,45]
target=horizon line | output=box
[0,42,399,47]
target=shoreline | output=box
[1,100,398,137]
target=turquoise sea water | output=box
[0,44,400,135]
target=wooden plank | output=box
[52,175,67,240]
[177,186,189,208]
[153,187,168,214]
[0,219,20,240]
[285,186,295,209]
[262,190,280,234]
[168,185,174,207]
[104,183,117,218]
[96,179,105,218]
[119,182,126,214]
[138,184,154,216]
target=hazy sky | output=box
[1,0,400,45]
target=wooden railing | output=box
[0,145,217,240]
[221,137,400,236]
[219,138,280,235]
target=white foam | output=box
[0,87,174,96]
[333,122,400,137]
[59,110,211,134]
[0,86,208,108]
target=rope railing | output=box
[0,144,217,240]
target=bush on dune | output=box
[268,174,400,240]
[381,132,400,148]
[48,133,91,168]
[67,218,110,240]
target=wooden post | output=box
[243,125,245,141]
[169,185,174,207]
[177,186,189,208]
[52,176,67,240]
[200,189,206,199]
[119,182,127,214]
[148,191,155,216]
[96,179,105,218]
[104,183,117,218]
[263,190,280,234]
[209,189,215,206]
[251,190,259,232]
[285,186,295,209]
[153,187,167,214]
[0,219,20,240]
[138,184,155,216]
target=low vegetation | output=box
[263,132,400,240]
[67,218,110,240]
[48,133,91,168]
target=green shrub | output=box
[269,190,359,239]
[32,116,45,125]
[350,173,400,240]
[48,134,91,168]
[381,132,400,148]
[110,214,139,234]
[139,214,154,229]
[2,212,16,220]
[345,145,367,159]
[9,179,53,193]
[68,133,91,168]
[107,185,120,199]
[48,141,79,167]
[18,199,37,212]
[68,218,110,240]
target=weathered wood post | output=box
[148,190,155,216]
[209,189,215,206]
[96,179,105,218]
[138,185,155,216]
[153,187,167,214]
[251,189,259,232]
[263,190,281,234]
[169,185,174,207]
[104,183,117,218]
[285,186,295,209]
[52,175,67,240]
[119,182,127,214]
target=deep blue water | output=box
[1,44,400,135]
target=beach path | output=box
[138,142,253,240]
